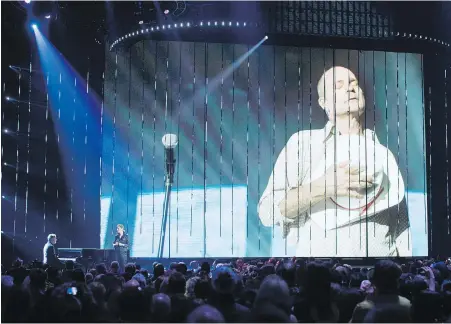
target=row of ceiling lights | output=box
[110,21,250,51]
[394,32,450,47]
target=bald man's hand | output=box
[321,161,374,199]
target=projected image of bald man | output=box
[258,66,411,257]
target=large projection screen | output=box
[101,40,427,258]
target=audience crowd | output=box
[2,256,451,322]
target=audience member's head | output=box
[190,260,199,270]
[153,263,165,278]
[96,263,107,275]
[110,261,120,273]
[151,293,171,321]
[72,268,85,283]
[167,271,186,295]
[187,304,225,323]
[124,263,136,275]
[29,268,47,290]
[12,258,24,268]
[185,276,200,299]
[89,281,106,305]
[201,262,211,274]
[85,272,94,285]
[212,266,238,295]
[254,274,291,315]
[177,262,187,274]
[371,260,402,294]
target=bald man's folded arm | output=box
[258,132,325,226]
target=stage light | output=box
[1,196,5,199]
[215,21,217,26]
[31,23,38,29]
[229,21,232,26]
[187,22,190,27]
[24,0,31,3]
[5,96,11,101]
[162,25,165,29]
[151,27,154,31]
[174,24,177,27]
[45,15,51,19]
[200,22,203,26]
[164,9,169,15]
[180,23,183,27]
[168,25,171,28]
[146,28,149,32]
[156,26,159,30]
[237,22,239,26]
[265,35,268,40]
[139,20,143,25]
[244,22,246,26]
[207,21,210,26]
[3,163,6,166]
[222,21,225,26]
[3,129,9,134]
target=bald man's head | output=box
[187,305,225,323]
[151,293,171,316]
[317,66,365,120]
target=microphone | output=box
[162,134,178,182]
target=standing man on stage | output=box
[113,224,129,271]
[258,66,411,257]
[43,234,64,269]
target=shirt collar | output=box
[323,121,379,144]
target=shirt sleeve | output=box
[258,131,307,227]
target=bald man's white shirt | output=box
[258,122,411,257]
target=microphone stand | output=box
[157,153,175,259]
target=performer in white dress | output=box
[258,66,411,257]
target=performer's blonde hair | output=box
[117,224,125,231]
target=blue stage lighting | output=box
[200,22,203,26]
[222,21,225,26]
[229,21,232,26]
[215,21,217,26]
[207,21,210,26]
[187,22,190,27]
[45,15,51,19]
[265,35,268,40]
[5,96,11,101]
[3,129,9,134]
[244,22,247,26]
[31,23,38,29]
[1,196,5,199]
[180,23,183,27]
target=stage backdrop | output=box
[101,40,427,258]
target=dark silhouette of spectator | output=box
[151,293,171,323]
[351,260,410,322]
[363,304,412,323]
[96,263,107,275]
[209,265,250,323]
[110,261,120,274]
[252,274,292,322]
